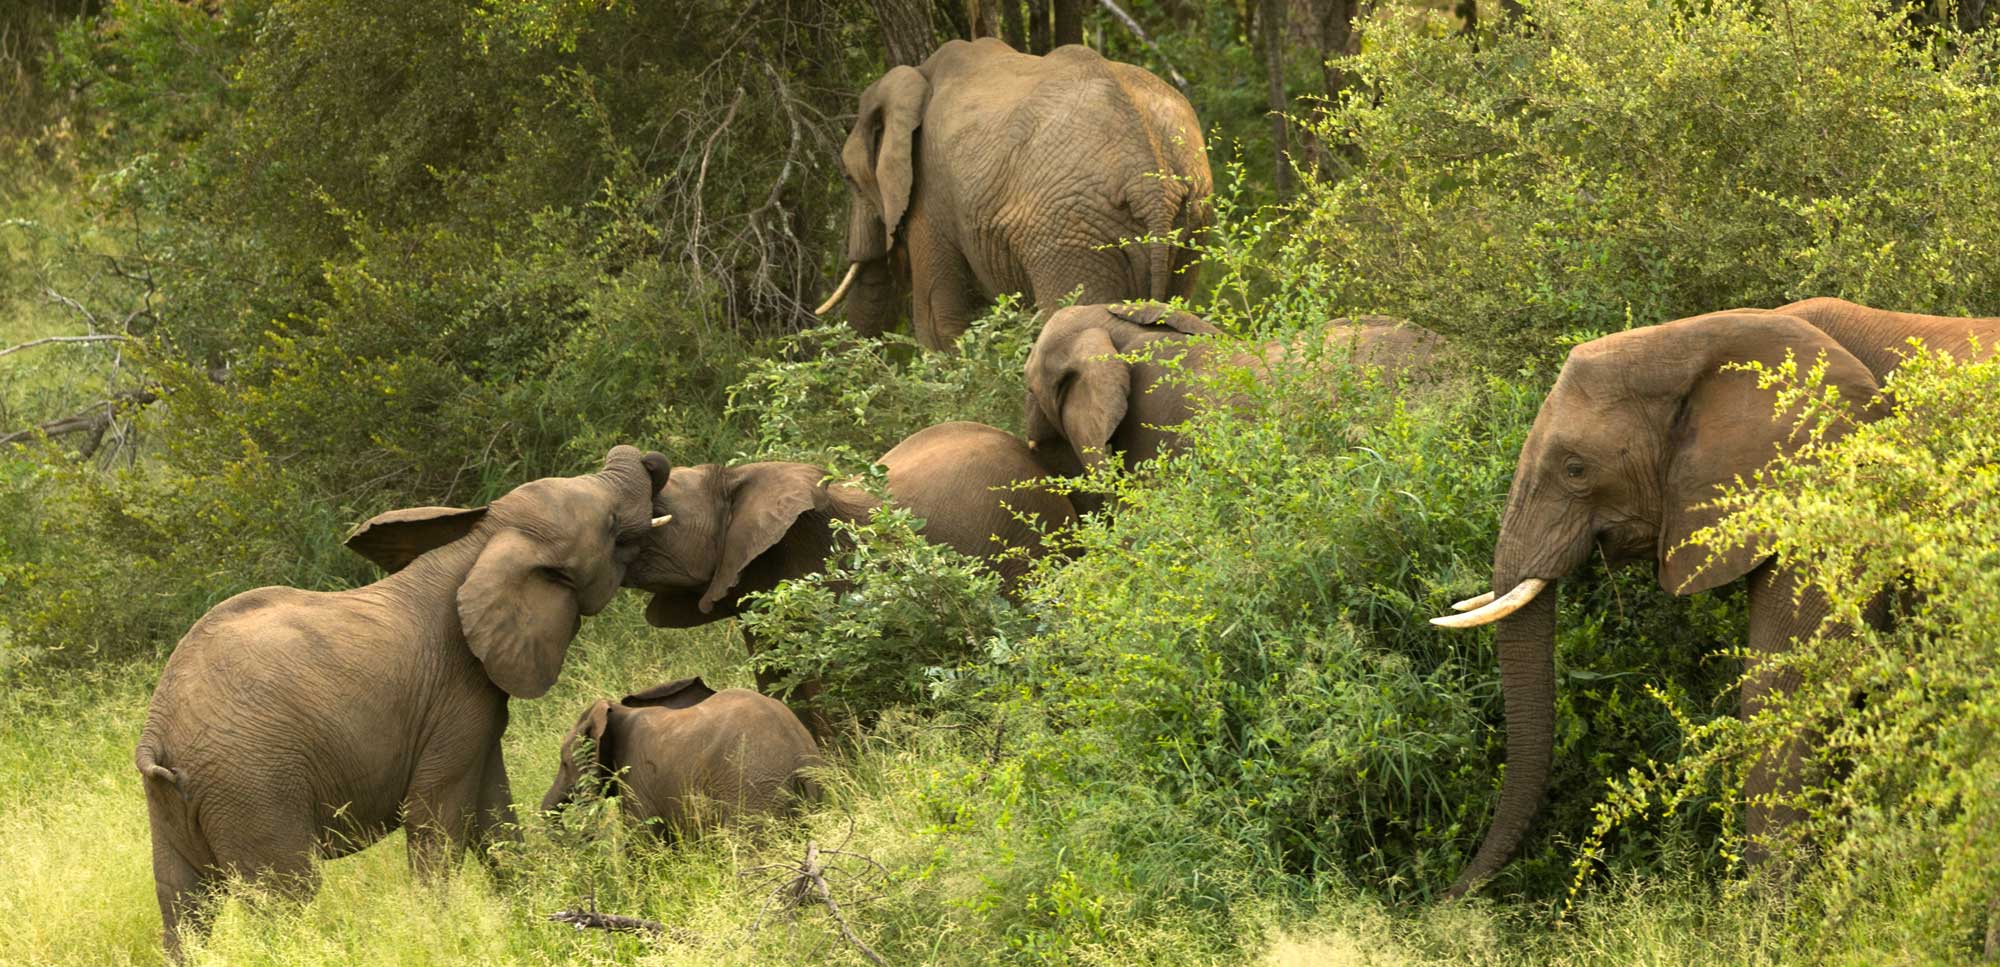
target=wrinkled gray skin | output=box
[1023,303,1448,490]
[1447,298,1998,898]
[135,447,668,959]
[833,37,1212,348]
[625,422,1075,703]
[540,678,819,835]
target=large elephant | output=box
[817,38,1212,348]
[626,421,1075,697]
[1023,303,1447,478]
[539,677,819,835]
[1432,300,1998,897]
[135,447,668,958]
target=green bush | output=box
[742,499,1039,725]
[1289,0,2000,363]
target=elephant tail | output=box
[136,739,186,799]
[1130,167,1191,303]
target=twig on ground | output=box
[741,831,891,966]
[547,909,668,935]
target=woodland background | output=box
[2,0,1998,963]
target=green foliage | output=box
[1291,0,2000,363]
[1581,347,2000,961]
[725,300,1040,469]
[743,500,1037,725]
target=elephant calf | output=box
[135,446,668,959]
[540,677,819,834]
[1023,302,1449,478]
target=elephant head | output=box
[345,446,672,698]
[1431,311,1884,895]
[1023,302,1220,472]
[623,461,878,629]
[818,65,931,334]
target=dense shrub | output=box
[1291,0,2000,362]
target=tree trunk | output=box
[873,0,939,66]
[1028,0,1052,53]
[1053,0,1083,47]
[1002,0,1026,48]
[1455,0,1477,35]
[1259,0,1291,196]
[967,0,999,38]
[1961,0,1991,32]
[1499,0,1524,23]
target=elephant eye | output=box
[1564,458,1588,480]
[539,566,576,589]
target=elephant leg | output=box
[470,739,518,861]
[404,749,493,882]
[147,793,215,962]
[906,221,984,349]
[1740,565,1827,866]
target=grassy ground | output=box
[0,594,1798,967]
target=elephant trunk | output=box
[841,257,904,339]
[1447,575,1559,898]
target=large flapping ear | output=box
[1656,313,1884,595]
[701,463,833,613]
[459,529,580,698]
[840,66,929,260]
[622,676,717,710]
[1107,302,1218,337]
[343,506,488,574]
[1054,327,1132,470]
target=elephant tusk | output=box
[1430,579,1548,629]
[814,263,862,316]
[1451,590,1496,612]
[650,514,673,529]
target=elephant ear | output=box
[701,464,833,613]
[1108,302,1217,336]
[1055,327,1132,470]
[1658,316,1883,595]
[549,700,615,806]
[841,65,930,258]
[458,529,580,698]
[622,676,717,710]
[344,506,488,574]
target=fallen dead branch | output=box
[0,386,159,456]
[741,828,891,966]
[546,908,668,936]
[1097,0,1189,90]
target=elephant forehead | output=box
[494,477,618,533]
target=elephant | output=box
[816,37,1212,349]
[626,421,1075,701]
[1430,301,1998,897]
[134,446,668,958]
[1023,302,1449,481]
[539,677,820,835]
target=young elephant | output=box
[539,677,819,834]
[135,446,668,959]
[625,421,1073,695]
[1023,302,1447,477]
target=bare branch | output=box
[742,836,889,966]
[1096,0,1189,91]
[546,909,667,935]
[0,334,128,361]
[0,387,159,449]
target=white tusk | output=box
[650,514,673,529]
[814,263,862,316]
[1430,578,1549,629]
[1451,590,1496,612]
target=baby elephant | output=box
[540,677,820,835]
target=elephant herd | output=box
[130,33,2000,959]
